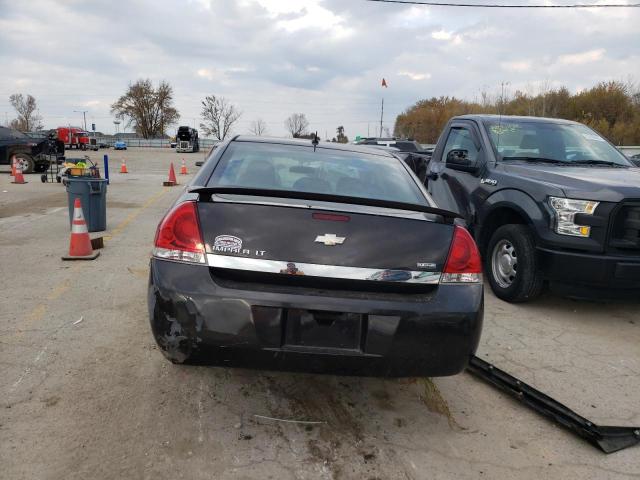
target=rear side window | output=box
[208,142,427,205]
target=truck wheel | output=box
[486,224,544,303]
[13,153,35,174]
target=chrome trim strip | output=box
[206,254,441,284]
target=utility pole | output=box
[379,98,384,138]
[74,110,88,130]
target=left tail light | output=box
[153,201,206,264]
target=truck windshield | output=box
[209,142,427,205]
[485,119,631,167]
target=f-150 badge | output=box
[480,178,498,186]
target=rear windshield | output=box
[208,142,427,205]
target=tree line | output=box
[394,81,640,145]
[7,79,352,144]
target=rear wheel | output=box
[485,224,544,303]
[13,153,35,174]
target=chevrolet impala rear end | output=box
[148,137,483,377]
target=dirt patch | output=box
[419,378,465,431]
[42,396,61,407]
[371,389,395,411]
[0,193,66,218]
[127,266,149,278]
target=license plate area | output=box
[284,309,363,351]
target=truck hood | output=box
[501,164,640,202]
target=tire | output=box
[485,224,544,303]
[34,163,48,173]
[13,153,35,174]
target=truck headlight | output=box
[549,197,599,237]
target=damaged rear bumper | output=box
[147,258,484,377]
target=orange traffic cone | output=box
[180,158,188,175]
[163,162,178,186]
[11,164,27,184]
[120,159,128,173]
[62,198,100,261]
[10,155,17,177]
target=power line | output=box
[367,0,640,7]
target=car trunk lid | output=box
[196,194,455,281]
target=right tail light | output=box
[441,226,482,284]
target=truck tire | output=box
[486,224,544,303]
[13,153,35,174]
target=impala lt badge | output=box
[213,235,242,253]
[315,233,346,246]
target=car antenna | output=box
[312,131,319,151]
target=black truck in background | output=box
[426,115,640,302]
[0,126,64,173]
[176,126,200,153]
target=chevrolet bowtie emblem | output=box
[315,233,346,246]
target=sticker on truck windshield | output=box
[213,235,242,253]
[582,133,605,142]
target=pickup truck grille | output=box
[609,204,640,250]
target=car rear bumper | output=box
[147,258,484,377]
[538,247,640,292]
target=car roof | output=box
[233,135,397,158]
[454,114,580,126]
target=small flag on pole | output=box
[381,78,388,88]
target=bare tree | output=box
[200,95,242,141]
[284,113,309,138]
[336,125,348,144]
[9,94,43,131]
[249,118,267,136]
[111,79,179,138]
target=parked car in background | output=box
[356,137,433,156]
[427,115,639,302]
[0,126,64,173]
[114,140,127,150]
[148,136,483,376]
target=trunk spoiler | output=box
[188,186,462,224]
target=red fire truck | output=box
[57,126,90,150]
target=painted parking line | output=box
[8,187,171,394]
[103,188,168,241]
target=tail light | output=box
[441,226,482,284]
[153,201,206,264]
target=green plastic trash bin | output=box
[66,177,108,232]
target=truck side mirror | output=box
[446,149,480,174]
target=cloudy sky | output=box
[0,0,638,137]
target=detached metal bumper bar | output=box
[467,356,640,454]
